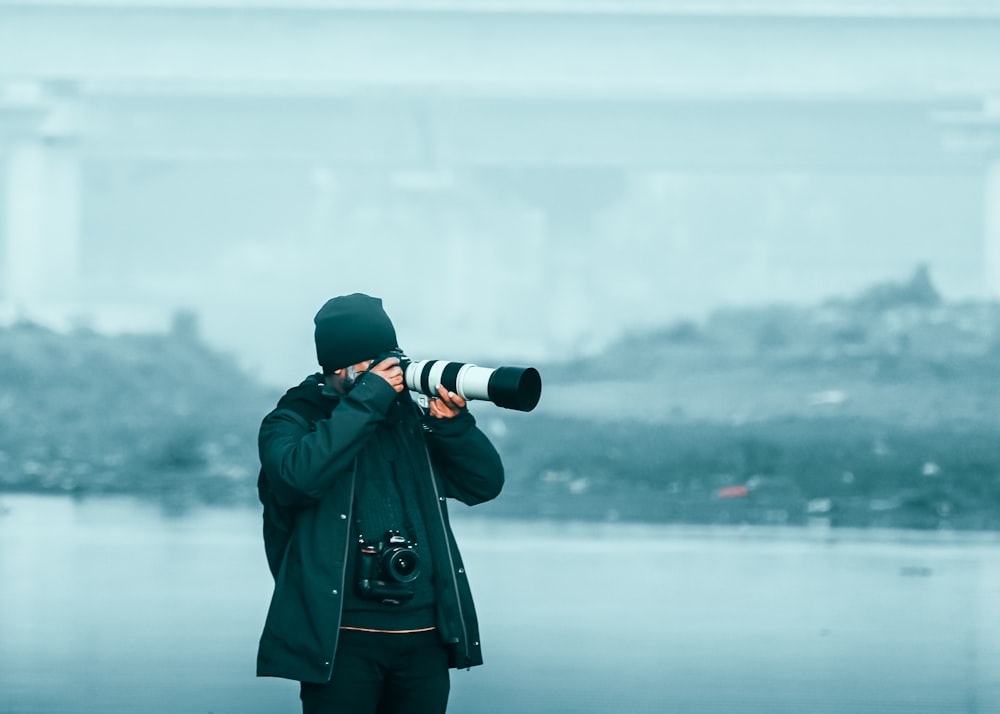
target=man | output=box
[256,293,505,714]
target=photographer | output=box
[256,293,505,714]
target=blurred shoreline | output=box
[2,268,998,531]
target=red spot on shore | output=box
[718,485,750,499]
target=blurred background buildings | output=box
[1,0,999,384]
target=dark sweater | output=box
[341,396,437,630]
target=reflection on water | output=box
[1,494,999,714]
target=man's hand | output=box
[428,384,466,419]
[367,357,405,393]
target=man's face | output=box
[335,359,375,392]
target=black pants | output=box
[300,629,451,714]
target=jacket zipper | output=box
[340,463,357,599]
[327,463,357,679]
[424,449,471,666]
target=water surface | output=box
[1,495,998,713]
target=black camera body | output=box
[373,348,412,372]
[356,529,422,606]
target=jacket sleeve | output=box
[423,409,505,506]
[259,374,398,507]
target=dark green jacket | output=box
[256,372,504,683]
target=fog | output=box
[80,166,985,384]
[1,2,998,384]
[2,3,1000,714]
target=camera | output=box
[356,529,422,605]
[371,349,542,412]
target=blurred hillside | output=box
[490,266,1000,529]
[1,267,998,529]
[0,312,277,511]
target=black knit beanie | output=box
[314,293,398,372]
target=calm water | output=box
[1,494,999,714]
